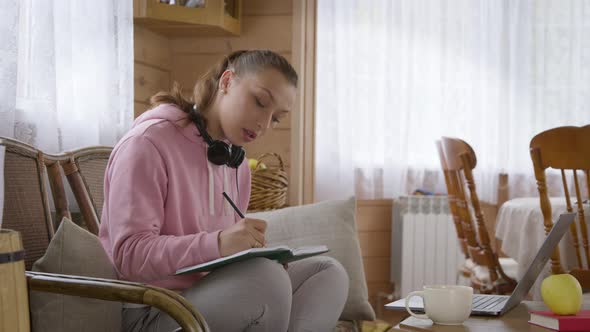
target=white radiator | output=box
[391,195,465,298]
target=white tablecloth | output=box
[495,197,590,300]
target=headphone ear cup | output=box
[207,141,232,166]
[228,145,245,168]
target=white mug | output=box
[405,285,473,325]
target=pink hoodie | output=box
[99,104,251,290]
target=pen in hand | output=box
[223,192,267,249]
[222,191,245,219]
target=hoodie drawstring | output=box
[207,160,233,217]
[207,160,215,216]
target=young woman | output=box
[99,50,349,332]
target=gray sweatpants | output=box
[123,256,349,332]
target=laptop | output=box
[385,212,577,316]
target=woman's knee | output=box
[245,258,292,327]
[307,256,350,287]
[306,256,350,306]
[251,257,291,285]
[185,258,292,331]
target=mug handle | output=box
[405,291,429,320]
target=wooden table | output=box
[389,301,590,331]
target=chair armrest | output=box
[26,271,210,332]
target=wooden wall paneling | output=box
[134,102,150,119]
[275,115,292,130]
[134,63,171,104]
[242,0,293,16]
[355,199,395,320]
[356,199,393,232]
[363,257,391,283]
[367,281,396,319]
[244,129,291,167]
[282,165,291,205]
[291,0,316,205]
[234,15,293,51]
[367,281,395,300]
[134,26,171,118]
[170,36,234,54]
[134,26,172,70]
[358,232,391,257]
[356,215,392,232]
[171,15,293,54]
[367,281,396,320]
[170,54,222,90]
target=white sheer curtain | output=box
[315,0,590,203]
[0,0,133,153]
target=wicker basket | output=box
[249,153,288,211]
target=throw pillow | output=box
[29,217,122,332]
[248,197,376,321]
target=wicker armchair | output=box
[26,271,208,332]
[58,146,112,235]
[0,136,209,332]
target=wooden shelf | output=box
[134,0,241,37]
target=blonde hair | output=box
[150,50,298,125]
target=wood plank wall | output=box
[355,199,395,319]
[134,26,172,118]
[167,0,294,194]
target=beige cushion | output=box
[29,218,122,332]
[248,197,376,321]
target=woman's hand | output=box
[218,218,267,257]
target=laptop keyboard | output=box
[472,295,508,311]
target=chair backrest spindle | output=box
[530,125,590,283]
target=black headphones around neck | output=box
[192,105,245,169]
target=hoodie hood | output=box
[134,103,206,145]
[134,103,235,216]
[134,103,187,127]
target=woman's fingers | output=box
[247,228,266,247]
[246,218,267,232]
[243,219,266,247]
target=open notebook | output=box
[175,245,329,275]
